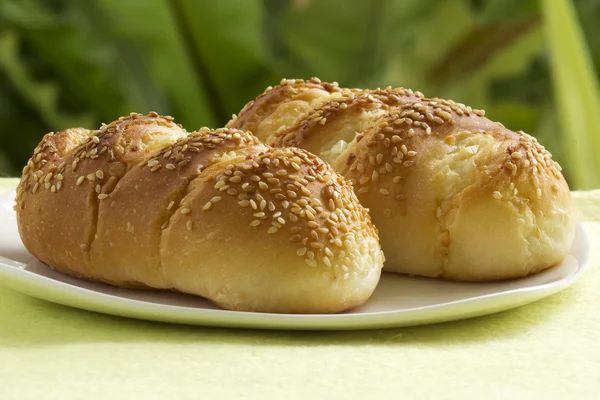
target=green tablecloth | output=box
[0,177,598,399]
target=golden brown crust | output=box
[16,114,384,313]
[227,79,576,281]
[227,77,348,142]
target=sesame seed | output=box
[76,176,85,186]
[403,161,414,167]
[167,201,175,210]
[211,196,222,203]
[147,159,159,167]
[95,184,101,193]
[215,180,226,189]
[98,193,108,200]
[372,170,379,182]
[165,163,176,170]
[493,191,503,200]
[250,220,261,227]
[379,188,390,196]
[392,135,402,143]
[181,208,191,215]
[202,202,212,211]
[511,152,522,159]
[306,259,318,267]
[96,170,104,180]
[186,221,193,231]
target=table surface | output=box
[0,177,598,399]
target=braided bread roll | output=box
[228,78,576,281]
[15,113,383,314]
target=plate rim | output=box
[0,187,591,330]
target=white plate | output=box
[0,189,590,330]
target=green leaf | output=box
[169,0,276,124]
[0,31,94,130]
[542,0,600,189]
[92,0,218,128]
[382,0,543,106]
[277,0,433,88]
[0,0,136,122]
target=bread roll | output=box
[15,113,384,313]
[228,78,576,281]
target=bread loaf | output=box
[15,113,384,313]
[228,78,576,281]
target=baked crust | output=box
[16,113,384,313]
[228,79,576,281]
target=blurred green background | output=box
[1,0,599,188]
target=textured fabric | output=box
[0,177,598,399]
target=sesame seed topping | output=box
[76,176,85,186]
[493,191,503,200]
[181,208,191,215]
